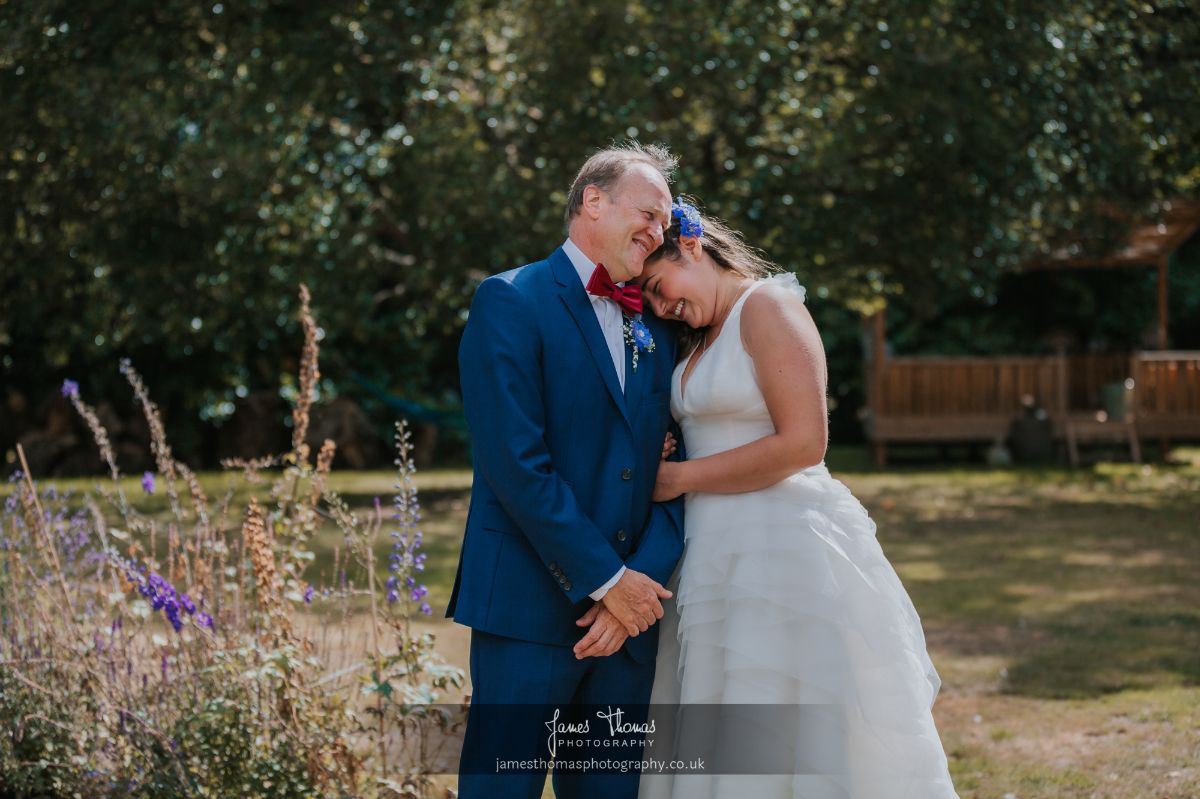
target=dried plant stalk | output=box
[309,439,337,507]
[292,283,320,463]
[120,359,182,516]
[242,498,292,642]
[64,393,119,480]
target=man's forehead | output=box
[617,164,671,200]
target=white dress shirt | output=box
[562,237,627,600]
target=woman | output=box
[635,200,958,799]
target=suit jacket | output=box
[446,246,685,664]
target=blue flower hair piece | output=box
[672,199,704,238]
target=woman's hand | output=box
[653,459,687,502]
[661,431,678,460]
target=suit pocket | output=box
[476,501,522,537]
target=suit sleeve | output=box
[626,418,686,586]
[459,276,625,603]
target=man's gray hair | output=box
[564,142,677,226]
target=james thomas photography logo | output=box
[544,705,656,759]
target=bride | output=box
[633,200,958,798]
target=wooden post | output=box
[865,309,887,466]
[1156,257,1170,459]
[1055,352,1068,420]
[1157,256,1169,350]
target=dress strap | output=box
[729,279,765,319]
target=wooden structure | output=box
[864,200,1200,465]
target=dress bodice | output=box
[671,273,808,461]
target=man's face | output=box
[589,164,672,283]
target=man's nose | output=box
[651,221,665,248]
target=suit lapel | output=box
[551,248,632,429]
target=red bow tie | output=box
[586,264,643,317]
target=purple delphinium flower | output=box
[303,584,315,604]
[141,472,155,494]
[386,422,432,614]
[112,553,211,633]
[61,379,79,399]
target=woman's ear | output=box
[680,235,703,262]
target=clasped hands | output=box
[573,431,679,659]
[573,568,672,659]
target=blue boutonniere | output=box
[623,314,655,372]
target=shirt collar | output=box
[563,237,623,291]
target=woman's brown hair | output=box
[647,198,784,357]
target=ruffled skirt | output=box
[639,466,958,799]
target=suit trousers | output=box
[458,628,657,799]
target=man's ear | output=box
[582,184,604,220]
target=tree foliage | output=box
[2,0,1197,461]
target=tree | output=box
[3,1,1197,464]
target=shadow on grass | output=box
[999,603,1200,698]
[874,470,1200,700]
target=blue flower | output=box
[61,379,79,399]
[141,472,156,494]
[631,319,654,349]
[303,584,315,604]
[112,553,211,633]
[671,200,704,238]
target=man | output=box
[448,142,685,799]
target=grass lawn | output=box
[6,446,1198,798]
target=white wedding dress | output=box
[639,274,958,799]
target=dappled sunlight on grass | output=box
[893,560,948,581]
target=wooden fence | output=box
[865,351,1200,458]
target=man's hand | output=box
[661,431,678,460]
[573,603,629,659]
[600,568,672,636]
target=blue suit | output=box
[448,246,685,798]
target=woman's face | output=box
[636,243,719,329]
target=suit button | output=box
[563,581,573,591]
[616,529,627,542]
[621,468,632,480]
[549,561,559,572]
[557,575,567,584]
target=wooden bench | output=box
[1062,413,1141,467]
